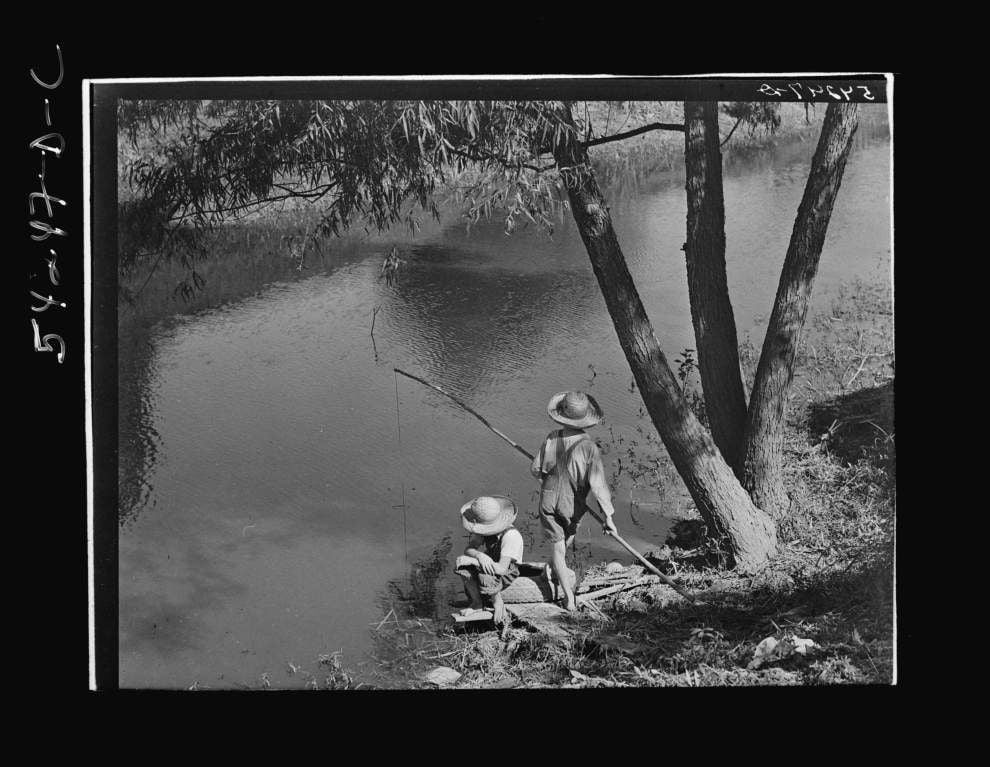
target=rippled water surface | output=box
[119,125,891,688]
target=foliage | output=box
[119,100,449,271]
[721,102,783,137]
[116,98,841,313]
[119,101,583,243]
[117,99,715,276]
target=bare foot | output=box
[492,594,506,624]
[563,600,577,612]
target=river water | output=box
[118,120,891,689]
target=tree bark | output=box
[740,102,860,517]
[554,110,777,571]
[683,102,748,471]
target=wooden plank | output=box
[578,576,657,602]
[451,609,494,623]
[577,578,634,594]
[577,565,646,593]
[492,565,660,639]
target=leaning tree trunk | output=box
[683,101,748,472]
[554,114,776,571]
[740,102,860,518]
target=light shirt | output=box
[531,428,615,518]
[468,527,524,564]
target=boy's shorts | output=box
[455,562,520,596]
[539,505,588,543]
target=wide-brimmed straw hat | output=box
[547,391,603,429]
[460,495,517,536]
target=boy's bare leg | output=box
[551,540,577,611]
[565,533,577,581]
[457,572,485,612]
[491,592,506,624]
[563,533,578,592]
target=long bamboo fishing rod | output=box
[393,367,698,603]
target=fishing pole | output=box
[393,367,698,603]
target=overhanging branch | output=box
[720,116,744,148]
[167,183,339,222]
[448,145,556,174]
[583,121,685,147]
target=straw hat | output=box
[547,391,603,429]
[460,495,517,536]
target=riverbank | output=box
[117,102,889,308]
[587,102,822,186]
[341,278,895,689]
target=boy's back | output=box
[532,428,600,490]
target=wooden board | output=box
[452,563,653,637]
[451,609,494,623]
[576,565,646,593]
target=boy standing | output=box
[531,391,618,611]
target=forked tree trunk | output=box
[683,102,748,471]
[740,102,861,517]
[555,115,777,571]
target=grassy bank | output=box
[118,102,889,297]
[117,102,889,330]
[347,278,894,689]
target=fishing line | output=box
[393,370,408,565]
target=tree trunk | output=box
[740,102,860,517]
[555,113,777,571]
[683,102,748,471]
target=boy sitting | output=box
[454,495,523,625]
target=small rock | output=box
[748,635,818,669]
[748,636,779,669]
[605,561,625,574]
[792,637,817,655]
[424,666,462,687]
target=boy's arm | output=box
[530,437,546,479]
[491,530,523,575]
[490,555,514,576]
[587,446,618,531]
[464,535,494,570]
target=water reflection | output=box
[387,239,600,403]
[118,323,163,525]
[380,533,456,620]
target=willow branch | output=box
[167,183,339,222]
[584,121,685,147]
[720,116,744,148]
[449,145,555,174]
